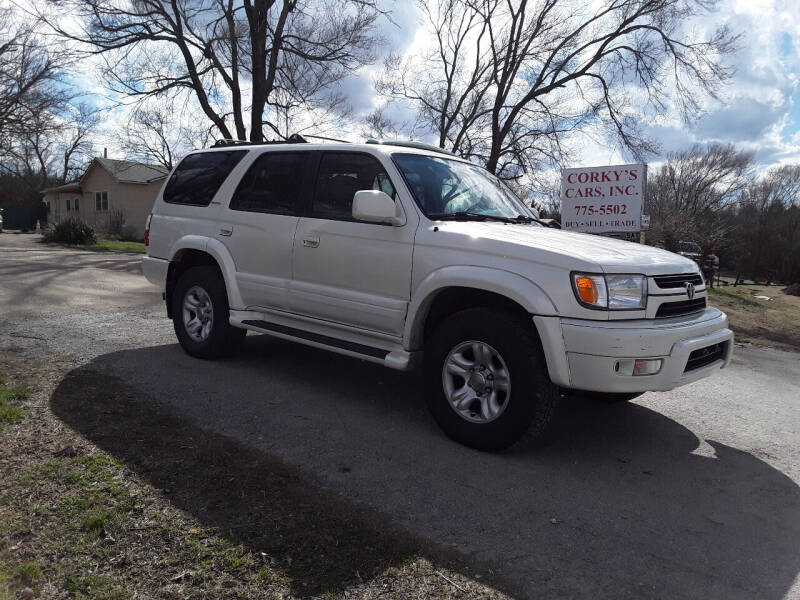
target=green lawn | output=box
[0,380,27,431]
[85,239,146,253]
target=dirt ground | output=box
[707,284,800,352]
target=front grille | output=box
[655,298,706,318]
[684,342,727,372]
[654,273,704,289]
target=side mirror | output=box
[352,190,405,226]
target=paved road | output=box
[2,234,799,599]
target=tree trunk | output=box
[245,0,269,143]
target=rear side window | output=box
[229,152,309,215]
[312,152,396,221]
[163,151,246,206]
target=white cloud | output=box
[564,0,800,169]
[16,0,800,170]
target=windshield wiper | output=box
[514,214,549,226]
[428,211,520,223]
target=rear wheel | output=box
[424,308,559,451]
[172,266,245,359]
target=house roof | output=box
[41,182,82,194]
[42,157,170,195]
[88,157,170,184]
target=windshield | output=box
[392,153,536,222]
[679,241,702,254]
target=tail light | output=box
[144,214,152,247]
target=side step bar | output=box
[243,319,389,359]
[240,319,413,370]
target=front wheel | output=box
[171,266,245,359]
[424,308,559,451]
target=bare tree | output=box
[645,144,753,252]
[118,100,212,170]
[528,172,562,218]
[361,106,402,140]
[0,8,70,183]
[379,0,737,178]
[377,0,495,148]
[732,164,800,282]
[60,103,99,181]
[46,0,384,143]
[0,10,62,142]
[0,9,100,210]
[1,100,98,185]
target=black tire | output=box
[171,265,245,359]
[582,391,644,403]
[424,308,559,451]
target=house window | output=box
[74,197,79,211]
[95,191,108,211]
[66,198,71,211]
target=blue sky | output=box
[780,33,800,138]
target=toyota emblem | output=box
[684,282,695,299]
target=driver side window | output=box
[312,153,396,221]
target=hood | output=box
[430,222,698,275]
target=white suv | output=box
[142,140,733,450]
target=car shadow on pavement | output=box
[50,335,800,599]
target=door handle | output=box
[219,227,233,237]
[302,236,320,248]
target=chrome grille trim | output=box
[653,273,704,289]
[655,298,707,318]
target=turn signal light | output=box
[575,276,598,303]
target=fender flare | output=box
[404,266,558,350]
[169,236,244,309]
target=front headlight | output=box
[606,274,647,309]
[571,273,647,310]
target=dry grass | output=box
[708,284,800,351]
[0,352,510,600]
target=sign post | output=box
[560,164,646,236]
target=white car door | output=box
[290,151,416,337]
[216,150,312,310]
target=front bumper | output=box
[534,308,734,393]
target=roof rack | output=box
[211,133,308,148]
[303,134,351,144]
[365,139,455,156]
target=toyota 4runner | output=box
[142,139,734,451]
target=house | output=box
[42,157,170,240]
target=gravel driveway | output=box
[2,234,799,600]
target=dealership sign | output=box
[560,163,646,233]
